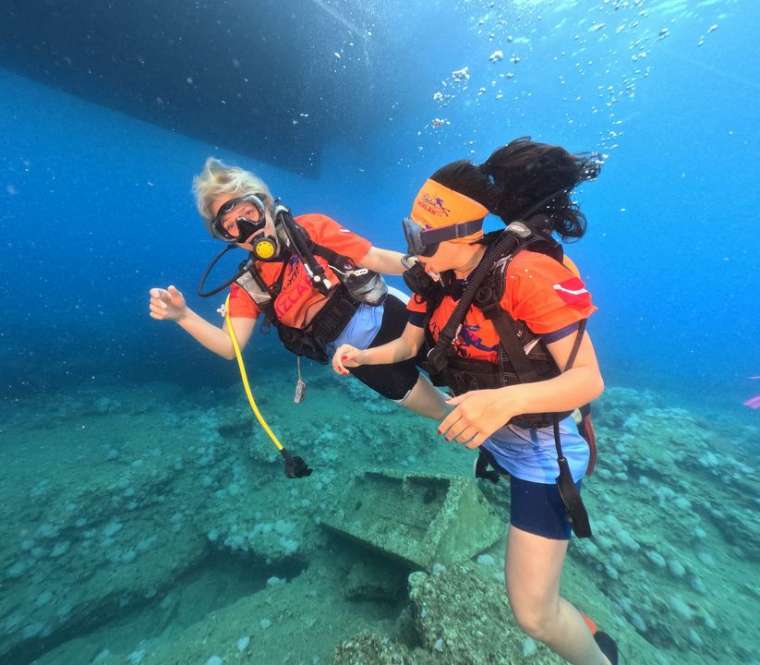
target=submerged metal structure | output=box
[323,470,503,570]
[0,0,399,175]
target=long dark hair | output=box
[429,137,602,241]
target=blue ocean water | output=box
[1,2,758,664]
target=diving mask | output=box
[402,216,485,257]
[211,193,268,243]
[402,178,489,257]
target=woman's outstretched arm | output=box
[149,285,256,360]
[332,322,425,375]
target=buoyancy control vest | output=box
[405,221,584,429]
[234,219,388,364]
[428,240,575,429]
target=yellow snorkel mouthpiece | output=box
[223,295,312,478]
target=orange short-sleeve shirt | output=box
[227,214,371,328]
[407,250,596,362]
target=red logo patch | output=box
[553,277,591,308]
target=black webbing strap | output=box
[427,228,534,374]
[281,212,332,295]
[554,413,592,538]
[553,318,592,538]
[475,447,505,484]
[550,319,588,463]
[480,303,539,383]
[481,308,593,538]
[311,243,349,269]
[564,319,587,372]
[421,219,484,245]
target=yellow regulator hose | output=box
[223,295,284,451]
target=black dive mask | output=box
[210,193,285,261]
[402,216,484,257]
[211,193,268,243]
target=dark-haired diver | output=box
[334,139,618,664]
[149,159,447,473]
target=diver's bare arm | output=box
[176,311,256,361]
[358,246,407,275]
[360,323,424,365]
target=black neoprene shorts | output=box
[348,293,421,400]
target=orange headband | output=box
[410,179,489,244]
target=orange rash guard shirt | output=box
[227,214,372,329]
[407,250,597,361]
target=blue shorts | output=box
[329,294,420,400]
[509,475,583,540]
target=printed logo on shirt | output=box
[274,258,315,318]
[459,324,498,353]
[429,316,499,362]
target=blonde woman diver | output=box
[149,158,447,419]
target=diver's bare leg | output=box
[396,375,449,420]
[506,525,611,665]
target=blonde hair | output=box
[192,157,273,235]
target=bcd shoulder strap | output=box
[311,243,351,270]
[245,261,288,326]
[475,230,572,383]
[478,260,588,386]
[475,255,539,383]
[425,223,535,374]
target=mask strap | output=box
[419,218,483,245]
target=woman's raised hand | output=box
[332,344,365,376]
[148,285,187,321]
